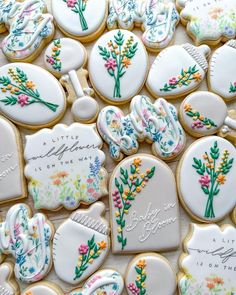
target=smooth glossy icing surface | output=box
[22,282,63,295]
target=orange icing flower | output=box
[136,186,141,193]
[26,81,35,89]
[207,282,215,289]
[193,72,202,82]
[98,241,107,250]
[25,292,33,295]
[217,174,226,184]
[57,171,69,178]
[137,259,146,269]
[133,158,142,167]
[122,57,131,68]
[53,179,62,186]
[213,277,224,285]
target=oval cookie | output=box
[126,253,176,295]
[22,281,64,295]
[177,136,236,222]
[89,30,148,105]
[0,63,66,129]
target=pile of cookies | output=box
[0,0,236,294]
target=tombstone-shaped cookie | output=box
[24,123,108,210]
[0,116,26,204]
[0,263,19,295]
[146,43,210,99]
[110,154,180,253]
[53,202,110,284]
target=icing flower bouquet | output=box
[127,259,147,295]
[64,0,88,31]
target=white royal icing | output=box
[0,116,26,203]
[22,282,64,295]
[209,40,236,101]
[24,123,108,210]
[70,269,124,295]
[147,43,210,98]
[52,0,107,39]
[107,0,179,51]
[0,263,17,295]
[179,224,236,295]
[97,95,186,161]
[0,204,53,283]
[0,63,66,128]
[180,0,236,44]
[88,30,148,104]
[126,254,176,295]
[178,136,236,222]
[53,202,110,285]
[110,154,180,253]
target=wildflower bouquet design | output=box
[192,141,233,219]
[64,0,88,31]
[46,39,62,72]
[98,30,138,98]
[184,104,217,130]
[127,259,147,295]
[160,65,202,92]
[0,68,59,112]
[229,81,236,93]
[74,235,107,280]
[112,158,155,250]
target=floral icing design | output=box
[160,65,202,92]
[229,81,236,93]
[63,0,88,31]
[113,158,155,250]
[46,39,62,72]
[184,104,217,130]
[0,68,59,112]
[0,204,53,283]
[98,30,138,98]
[192,141,234,219]
[74,235,107,280]
[127,259,147,295]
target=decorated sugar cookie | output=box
[176,0,189,11]
[146,43,210,99]
[232,207,236,224]
[208,40,236,101]
[0,116,27,204]
[179,91,235,138]
[22,281,64,295]
[0,263,19,295]
[24,123,108,210]
[53,202,110,284]
[44,38,99,123]
[110,154,180,253]
[107,0,179,52]
[70,269,124,295]
[97,95,186,161]
[0,63,66,129]
[177,136,236,222]
[180,0,236,45]
[89,30,148,105]
[179,223,236,295]
[0,204,54,283]
[126,253,176,295]
[52,0,108,42]
[0,0,54,62]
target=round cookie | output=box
[177,136,236,222]
[208,40,236,101]
[146,43,210,99]
[22,281,64,295]
[89,30,148,105]
[0,263,19,295]
[126,253,176,295]
[0,63,66,129]
[52,0,108,42]
[179,223,236,295]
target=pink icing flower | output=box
[92,192,100,199]
[66,0,76,7]
[113,193,122,209]
[191,120,204,129]
[127,283,140,295]
[87,178,94,184]
[78,244,89,255]
[47,57,55,65]
[105,58,117,71]
[88,187,95,194]
[199,175,210,187]
[169,77,177,86]
[18,94,29,107]
[14,223,21,237]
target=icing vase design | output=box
[0,116,27,204]
[110,155,180,253]
[107,0,179,52]
[0,0,54,61]
[209,40,236,101]
[52,0,107,41]
[179,224,236,295]
[24,123,108,211]
[97,95,186,161]
[44,38,99,123]
[177,136,236,222]
[22,281,64,295]
[53,202,110,284]
[0,263,19,295]
[0,204,53,283]
[180,0,236,45]
[0,63,66,129]
[126,254,176,295]
[89,30,148,104]
[146,43,210,98]
[70,269,124,295]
